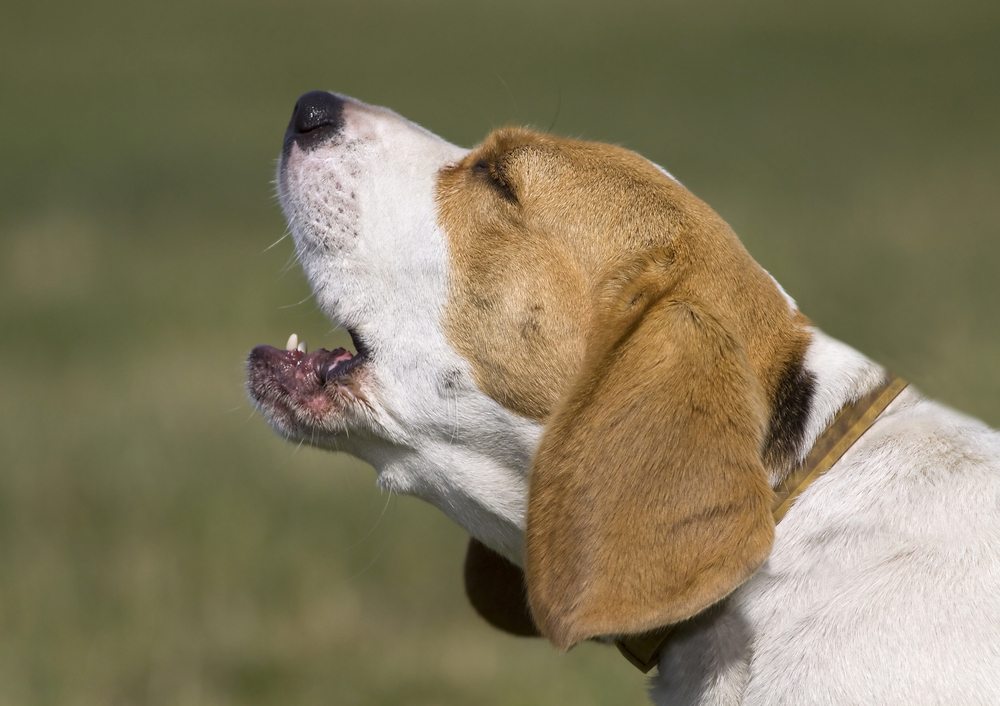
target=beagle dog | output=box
[247,92,1000,705]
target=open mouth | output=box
[246,329,369,433]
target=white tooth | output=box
[297,341,307,353]
[286,333,299,351]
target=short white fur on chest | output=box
[251,93,1000,705]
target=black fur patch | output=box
[763,353,816,471]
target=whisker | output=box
[496,73,517,113]
[262,229,291,253]
[547,77,562,133]
[344,488,394,552]
[277,294,315,310]
[346,492,398,581]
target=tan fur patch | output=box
[526,293,775,647]
[436,128,811,647]
[438,128,809,422]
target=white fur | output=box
[272,96,1000,704]
[278,97,541,563]
[656,332,1000,704]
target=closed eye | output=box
[472,158,517,203]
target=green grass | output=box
[1,1,999,703]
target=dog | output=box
[247,91,1000,705]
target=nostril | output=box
[290,91,345,135]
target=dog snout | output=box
[284,91,345,152]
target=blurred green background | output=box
[1,0,998,704]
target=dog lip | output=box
[317,347,365,385]
[346,327,369,358]
[246,344,365,407]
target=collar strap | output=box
[614,373,909,672]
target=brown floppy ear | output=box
[525,286,775,650]
[463,538,541,637]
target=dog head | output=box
[247,92,812,649]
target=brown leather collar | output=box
[614,373,909,672]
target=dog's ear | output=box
[525,274,775,650]
[463,538,540,637]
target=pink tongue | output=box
[317,347,357,384]
[330,349,353,365]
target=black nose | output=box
[284,91,345,152]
